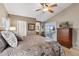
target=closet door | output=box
[17,20,27,36]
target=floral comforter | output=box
[0,35,64,56]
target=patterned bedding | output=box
[0,35,64,56]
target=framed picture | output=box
[28,23,35,30]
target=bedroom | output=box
[0,3,79,56]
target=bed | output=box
[0,31,65,56]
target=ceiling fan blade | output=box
[48,10,54,13]
[35,9,41,11]
[45,3,48,7]
[50,4,57,7]
[40,3,45,8]
[40,3,48,7]
[40,3,44,6]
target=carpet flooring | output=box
[63,47,79,56]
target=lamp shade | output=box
[10,27,16,31]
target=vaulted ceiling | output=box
[4,3,72,22]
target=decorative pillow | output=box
[1,31,18,48]
[0,33,8,53]
[14,32,23,41]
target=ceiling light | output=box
[43,7,49,11]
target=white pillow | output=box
[1,31,18,48]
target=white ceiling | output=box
[4,3,72,22]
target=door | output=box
[17,20,27,36]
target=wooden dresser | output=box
[57,28,72,48]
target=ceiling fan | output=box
[35,3,57,13]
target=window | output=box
[35,22,41,32]
[45,22,57,41]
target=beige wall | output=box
[8,14,36,35]
[46,4,79,49]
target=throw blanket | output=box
[0,35,64,56]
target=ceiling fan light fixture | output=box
[43,7,49,11]
[36,3,57,13]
